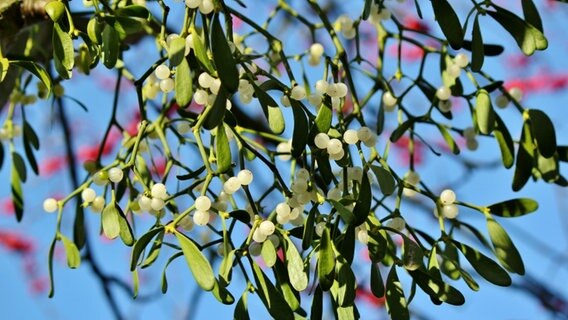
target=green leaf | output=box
[290,100,309,159]
[311,286,324,320]
[104,16,145,39]
[12,152,27,183]
[216,125,232,173]
[315,103,332,134]
[175,230,216,291]
[211,14,239,93]
[115,5,150,19]
[10,60,52,97]
[332,256,357,307]
[251,262,294,320]
[23,138,38,175]
[471,16,484,71]
[522,0,543,32]
[390,119,414,142]
[273,259,302,312]
[60,234,81,269]
[102,203,121,239]
[261,238,277,268]
[160,252,183,293]
[23,122,40,150]
[254,86,285,134]
[132,269,139,298]
[487,198,538,218]
[302,206,317,250]
[408,268,465,305]
[352,171,371,226]
[73,204,86,250]
[371,165,396,195]
[454,240,511,286]
[211,279,235,305]
[116,206,134,246]
[370,263,385,298]
[486,217,525,275]
[494,113,515,169]
[168,37,186,67]
[0,143,4,171]
[475,89,495,134]
[512,120,534,191]
[488,7,547,55]
[435,123,460,154]
[11,163,24,221]
[234,291,250,320]
[131,227,164,270]
[329,200,355,225]
[0,57,8,82]
[228,210,251,224]
[431,0,463,49]
[102,25,119,68]
[53,23,74,79]
[528,109,557,158]
[402,235,424,271]
[45,1,66,22]
[385,267,409,320]
[284,236,308,291]
[203,86,228,130]
[191,27,215,75]
[219,248,234,284]
[362,0,373,20]
[318,227,335,291]
[175,58,192,106]
[48,238,56,297]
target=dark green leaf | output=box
[512,120,534,191]
[487,7,547,55]
[431,0,463,49]
[494,113,515,169]
[290,100,308,159]
[130,227,164,271]
[216,124,232,173]
[462,41,504,56]
[175,230,216,291]
[168,37,186,67]
[211,279,235,305]
[161,252,183,293]
[371,165,396,195]
[302,206,317,250]
[318,227,335,291]
[117,205,134,246]
[175,58,193,106]
[234,291,250,320]
[481,81,505,93]
[402,235,424,271]
[487,217,525,275]
[60,234,81,269]
[362,0,373,20]
[211,15,239,93]
[370,263,385,298]
[385,267,409,320]
[528,109,557,158]
[522,0,543,32]
[353,171,371,226]
[329,200,356,225]
[408,268,465,305]
[102,25,119,69]
[115,5,150,19]
[435,123,460,154]
[390,119,414,142]
[0,142,4,170]
[284,236,308,291]
[203,86,228,130]
[177,166,206,181]
[251,262,294,320]
[11,163,24,221]
[471,16,484,72]
[454,240,511,286]
[23,136,38,175]
[102,203,120,239]
[254,85,285,134]
[48,238,56,297]
[12,152,27,182]
[23,122,39,150]
[53,23,74,79]
[73,205,86,250]
[487,198,538,217]
[10,60,52,97]
[228,210,251,224]
[311,286,323,320]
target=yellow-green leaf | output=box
[102,25,119,69]
[191,27,215,75]
[528,109,557,158]
[476,89,495,134]
[486,217,525,275]
[261,238,277,267]
[168,37,186,67]
[318,227,335,291]
[175,58,192,106]
[284,236,308,291]
[255,85,285,135]
[216,124,232,173]
[487,198,538,218]
[211,14,239,93]
[53,23,74,79]
[174,231,216,291]
[385,267,409,320]
[60,234,81,268]
[494,114,515,169]
[102,203,120,239]
[45,1,66,22]
[131,227,164,270]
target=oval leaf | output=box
[102,25,119,68]
[53,23,74,79]
[211,14,239,93]
[318,227,335,291]
[475,89,495,134]
[454,240,512,286]
[385,267,410,320]
[60,234,81,269]
[431,0,463,49]
[471,15,484,72]
[174,231,216,291]
[285,236,308,291]
[102,203,120,239]
[487,198,538,218]
[216,124,232,173]
[371,165,396,195]
[528,109,556,158]
[486,217,525,275]
[130,227,164,270]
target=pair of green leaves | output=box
[102,202,134,246]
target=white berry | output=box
[151,183,168,200]
[151,198,165,211]
[509,87,523,102]
[259,220,276,236]
[223,177,241,194]
[343,129,359,145]
[198,72,214,88]
[314,133,330,149]
[387,217,406,231]
[155,65,170,80]
[310,43,324,57]
[382,91,397,109]
[326,138,343,155]
[160,78,174,93]
[237,169,254,185]
[315,222,326,237]
[252,228,267,243]
[193,210,210,226]
[315,80,329,94]
[290,85,307,100]
[357,127,373,142]
[440,189,456,205]
[199,0,214,14]
[195,195,212,211]
[43,198,58,213]
[442,204,459,219]
[81,188,96,202]
[436,86,451,101]
[454,53,469,68]
[276,202,291,218]
[108,167,124,183]
[91,196,105,212]
[356,228,369,244]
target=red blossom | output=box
[356,287,386,307]
[0,230,35,254]
[40,156,68,176]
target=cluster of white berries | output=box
[192,195,212,226]
[313,126,377,160]
[238,79,256,104]
[335,15,357,39]
[185,0,214,14]
[195,72,230,108]
[436,189,459,219]
[154,64,175,93]
[462,127,478,151]
[402,170,420,197]
[0,124,22,140]
[437,53,469,112]
[308,43,325,66]
[495,87,523,109]
[81,187,106,212]
[137,183,169,214]
[222,169,254,196]
[252,220,276,243]
[92,167,124,186]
